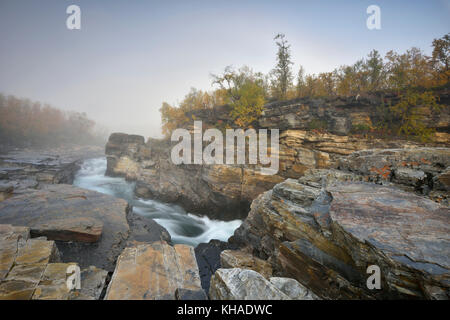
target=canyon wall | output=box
[105,92,449,220]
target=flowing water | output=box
[73,158,242,247]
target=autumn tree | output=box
[212,66,266,127]
[390,91,442,141]
[366,49,385,91]
[0,94,104,146]
[431,33,450,84]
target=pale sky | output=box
[0,0,449,138]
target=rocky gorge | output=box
[1,94,449,300]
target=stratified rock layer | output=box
[105,241,203,300]
[231,172,450,299]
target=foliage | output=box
[307,118,328,132]
[228,81,265,127]
[212,66,267,127]
[350,123,372,135]
[159,33,450,137]
[389,91,442,142]
[0,94,104,147]
[431,33,450,84]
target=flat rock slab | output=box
[105,241,202,300]
[0,184,130,271]
[328,183,450,272]
[31,217,103,243]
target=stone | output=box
[175,288,208,300]
[0,280,36,300]
[337,148,450,200]
[231,171,450,299]
[269,277,319,300]
[0,146,104,191]
[32,263,78,300]
[209,268,291,300]
[31,217,103,243]
[77,266,109,300]
[0,182,13,202]
[220,250,272,279]
[194,240,238,293]
[126,210,171,245]
[0,184,130,271]
[105,241,202,300]
[15,239,60,266]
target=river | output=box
[73,158,242,247]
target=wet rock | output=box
[0,184,130,271]
[194,240,238,293]
[209,268,291,300]
[126,210,171,245]
[220,250,272,279]
[105,241,202,300]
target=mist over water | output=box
[73,158,242,246]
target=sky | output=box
[0,0,449,138]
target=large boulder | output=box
[0,184,130,271]
[230,170,450,299]
[105,241,203,300]
[209,268,316,300]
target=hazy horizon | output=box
[1,0,449,139]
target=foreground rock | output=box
[231,171,450,299]
[209,268,316,300]
[0,184,130,271]
[0,224,107,300]
[105,241,204,300]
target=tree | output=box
[431,33,450,83]
[390,91,442,141]
[229,82,265,127]
[296,66,306,97]
[271,33,293,100]
[212,66,266,127]
[366,49,385,90]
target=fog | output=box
[0,0,448,139]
